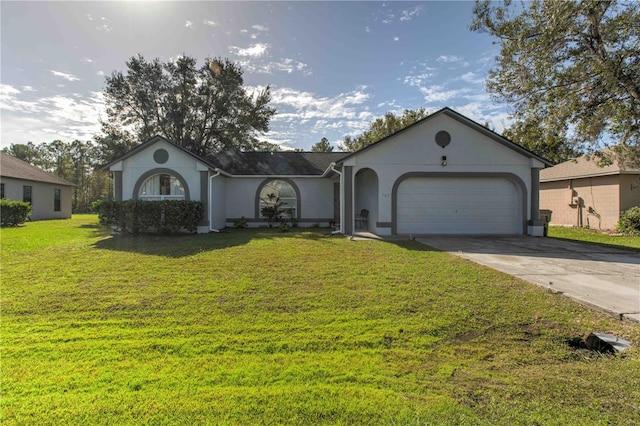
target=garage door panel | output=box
[397,177,519,234]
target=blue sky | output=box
[1,1,509,151]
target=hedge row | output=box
[95,200,205,234]
[617,206,640,236]
[0,200,32,226]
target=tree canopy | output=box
[471,0,640,164]
[340,108,428,152]
[97,55,276,163]
[310,137,334,152]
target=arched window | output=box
[138,173,185,200]
[258,179,298,218]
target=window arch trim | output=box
[133,168,191,201]
[255,178,301,219]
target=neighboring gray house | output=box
[0,152,74,220]
[104,107,551,236]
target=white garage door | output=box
[397,177,519,235]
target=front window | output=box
[259,179,297,218]
[139,174,185,200]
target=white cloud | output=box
[403,71,435,87]
[393,36,399,41]
[21,86,36,92]
[185,20,194,28]
[365,26,370,33]
[203,20,217,26]
[252,24,268,32]
[419,85,470,104]
[0,87,105,146]
[268,85,374,135]
[460,71,485,85]
[96,17,112,33]
[437,55,462,63]
[81,58,93,64]
[454,102,511,133]
[229,43,270,57]
[50,70,80,82]
[400,5,424,21]
[237,57,311,76]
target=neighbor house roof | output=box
[207,151,347,176]
[0,152,75,186]
[540,154,640,182]
[335,107,553,167]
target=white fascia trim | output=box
[226,175,329,178]
[540,171,625,182]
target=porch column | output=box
[343,166,353,235]
[530,168,540,222]
[199,170,209,226]
[113,171,123,201]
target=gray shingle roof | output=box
[0,152,75,186]
[208,151,347,175]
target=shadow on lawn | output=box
[79,223,112,238]
[92,228,333,258]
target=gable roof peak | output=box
[336,106,552,166]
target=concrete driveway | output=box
[415,236,640,323]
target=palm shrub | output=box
[260,193,285,228]
[617,206,640,236]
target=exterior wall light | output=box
[441,156,447,166]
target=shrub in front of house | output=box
[0,200,32,226]
[96,200,205,234]
[617,206,640,236]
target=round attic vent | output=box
[153,149,169,164]
[435,130,451,148]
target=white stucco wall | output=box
[223,176,337,226]
[343,114,537,232]
[224,177,262,219]
[295,178,337,220]
[114,140,208,201]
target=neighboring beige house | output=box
[540,155,640,230]
[105,107,552,236]
[0,152,74,220]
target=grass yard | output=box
[548,225,640,252]
[2,215,639,425]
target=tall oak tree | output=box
[97,55,276,162]
[471,0,640,164]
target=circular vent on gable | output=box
[435,130,451,148]
[153,149,169,164]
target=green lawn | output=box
[2,215,639,425]
[548,226,640,251]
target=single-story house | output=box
[0,152,74,220]
[104,107,552,236]
[540,154,640,230]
